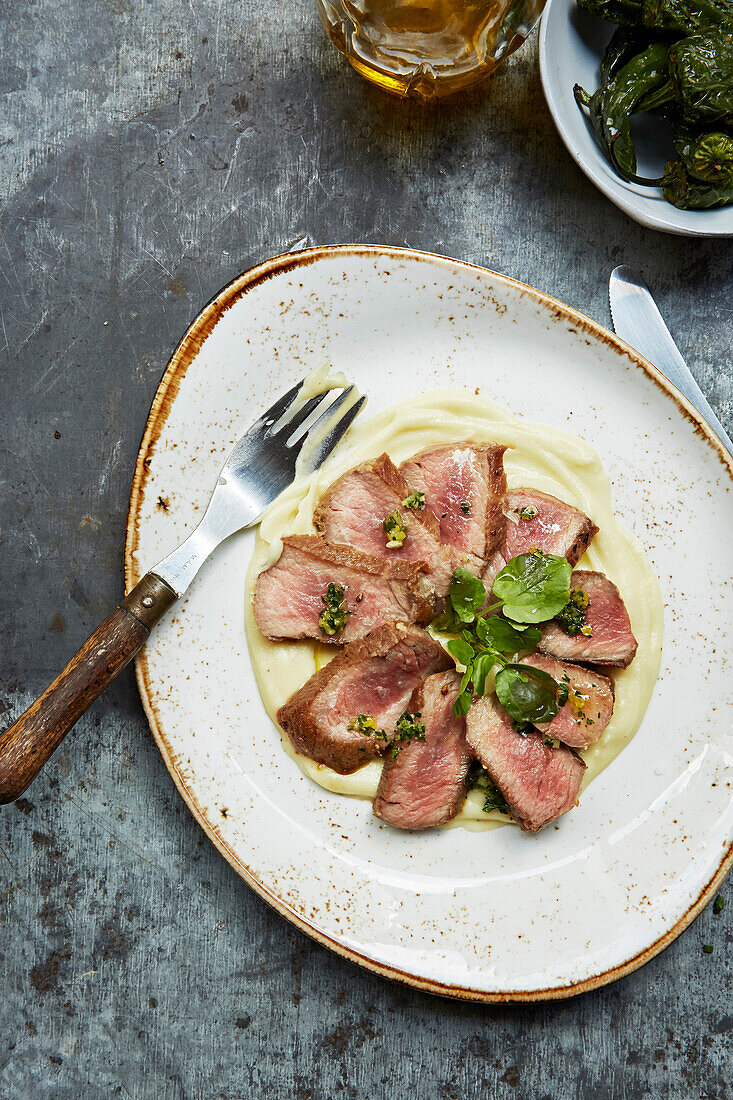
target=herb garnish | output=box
[703,944,714,954]
[318,582,349,636]
[555,588,592,637]
[494,663,560,725]
[492,551,572,623]
[714,894,725,915]
[383,509,407,548]
[390,712,426,758]
[467,765,509,815]
[567,688,590,725]
[348,711,426,757]
[519,505,538,520]
[432,555,573,722]
[348,714,387,740]
[460,501,471,515]
[401,490,425,511]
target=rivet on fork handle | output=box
[0,574,177,805]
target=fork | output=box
[0,379,365,803]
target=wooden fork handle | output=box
[0,573,177,804]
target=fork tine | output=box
[251,377,305,431]
[284,385,355,444]
[297,385,355,439]
[300,393,367,471]
[269,393,329,440]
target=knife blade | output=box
[609,265,732,458]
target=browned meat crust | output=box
[483,445,509,562]
[277,623,452,773]
[566,519,598,566]
[282,535,428,582]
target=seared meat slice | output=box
[465,694,586,831]
[519,654,614,750]
[253,536,434,643]
[539,570,638,669]
[503,489,597,563]
[399,443,507,571]
[277,624,452,774]
[313,453,461,595]
[483,488,597,589]
[373,670,473,829]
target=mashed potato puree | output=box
[245,388,663,828]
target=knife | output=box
[609,265,732,458]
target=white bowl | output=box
[539,0,733,236]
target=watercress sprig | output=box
[434,554,572,722]
[446,629,556,722]
[438,553,571,629]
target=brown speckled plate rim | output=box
[125,244,732,1003]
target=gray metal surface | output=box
[0,2,730,1097]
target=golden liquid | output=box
[317,0,546,98]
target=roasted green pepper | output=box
[577,0,646,24]
[672,32,733,118]
[674,121,733,177]
[578,0,733,30]
[601,26,654,82]
[575,42,671,177]
[643,0,733,32]
[574,0,733,207]
[663,154,733,202]
[641,32,733,119]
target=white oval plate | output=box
[126,245,733,1001]
[539,0,733,237]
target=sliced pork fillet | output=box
[373,670,473,830]
[277,623,452,773]
[519,653,614,750]
[399,443,507,571]
[253,535,434,643]
[483,488,598,589]
[465,694,586,831]
[313,453,461,596]
[539,570,638,669]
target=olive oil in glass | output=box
[316,0,546,99]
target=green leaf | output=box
[466,764,509,814]
[431,605,462,633]
[495,663,559,724]
[480,616,542,655]
[492,552,571,624]
[482,781,509,814]
[452,689,472,718]
[446,638,475,667]
[471,652,495,696]
[450,568,487,624]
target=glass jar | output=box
[316,0,546,99]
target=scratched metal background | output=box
[0,2,731,1097]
